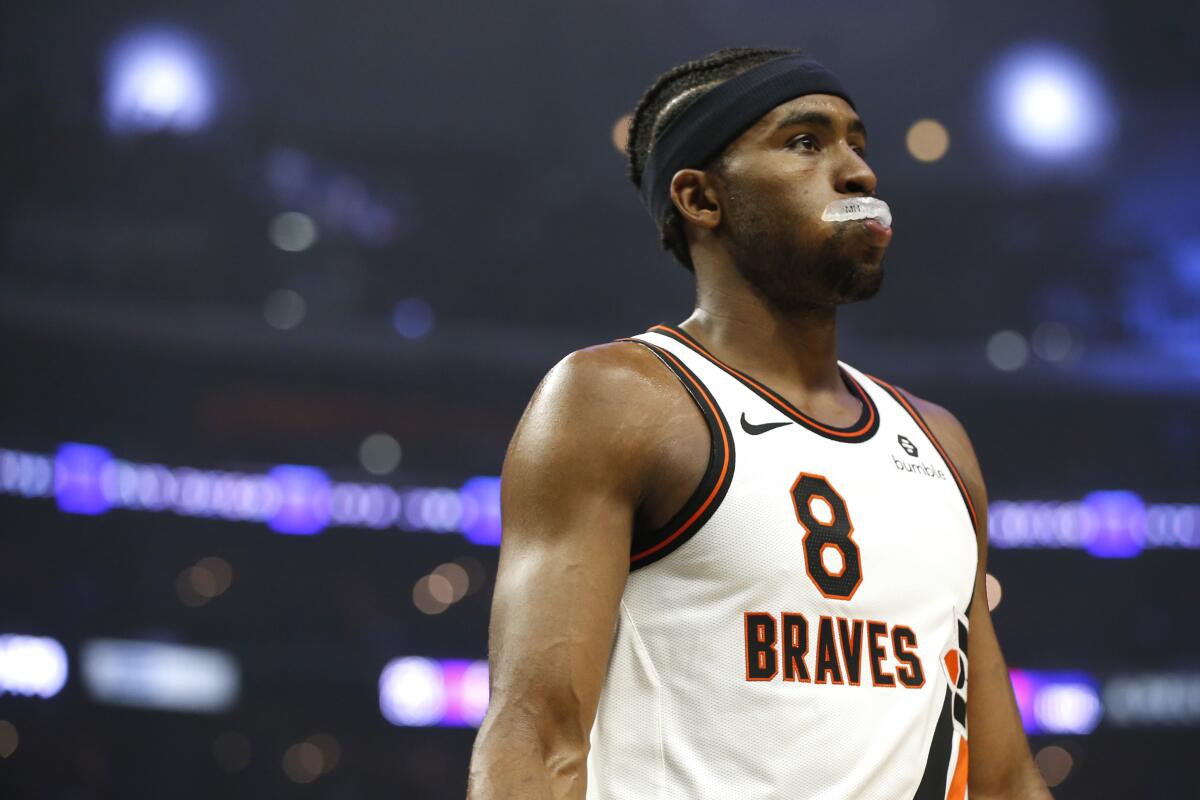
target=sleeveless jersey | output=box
[585,324,978,800]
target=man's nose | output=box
[835,147,877,196]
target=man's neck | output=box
[682,286,844,396]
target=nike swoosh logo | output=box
[740,412,791,435]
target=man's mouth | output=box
[860,217,893,246]
[821,197,892,229]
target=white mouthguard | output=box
[821,197,892,229]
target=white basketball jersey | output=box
[585,324,978,800]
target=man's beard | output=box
[723,199,884,314]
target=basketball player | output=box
[468,48,1051,799]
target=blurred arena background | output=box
[2,1,1198,797]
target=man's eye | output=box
[789,134,818,151]
[853,146,869,159]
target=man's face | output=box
[711,93,889,311]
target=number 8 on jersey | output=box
[791,473,862,600]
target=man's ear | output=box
[669,168,722,231]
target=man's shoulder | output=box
[507,338,699,496]
[541,338,684,410]
[518,338,696,455]
[892,386,965,443]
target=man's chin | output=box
[833,260,885,304]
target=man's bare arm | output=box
[467,342,690,800]
[903,391,1052,800]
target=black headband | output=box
[639,54,856,224]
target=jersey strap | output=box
[618,337,736,569]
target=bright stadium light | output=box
[54,442,113,515]
[379,657,490,728]
[380,657,446,727]
[1104,673,1200,726]
[80,639,239,713]
[988,43,1114,163]
[1009,670,1103,734]
[0,635,69,699]
[104,25,216,134]
[266,465,331,535]
[1035,681,1104,734]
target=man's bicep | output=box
[487,462,633,729]
[484,349,650,741]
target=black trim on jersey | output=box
[953,619,969,726]
[619,338,736,570]
[912,689,954,800]
[648,324,880,444]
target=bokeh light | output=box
[379,657,490,728]
[55,443,113,515]
[269,212,318,252]
[104,26,216,135]
[306,733,341,774]
[986,330,1029,371]
[1035,745,1075,787]
[0,635,69,699]
[459,476,502,545]
[1082,490,1146,559]
[0,720,18,758]
[266,464,332,535]
[905,119,950,162]
[1104,673,1200,726]
[985,573,1003,611]
[282,741,324,784]
[459,661,491,725]
[393,298,434,339]
[81,638,240,713]
[1031,321,1077,362]
[380,657,446,726]
[196,556,233,595]
[433,562,470,601]
[454,556,487,596]
[263,289,306,330]
[413,576,449,615]
[989,43,1115,162]
[359,433,402,476]
[177,567,208,607]
[212,732,252,773]
[178,556,233,605]
[1036,682,1104,734]
[426,572,456,605]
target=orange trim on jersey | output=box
[623,342,733,565]
[944,649,960,687]
[649,324,878,440]
[865,374,979,532]
[947,738,969,800]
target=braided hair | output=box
[625,47,799,270]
